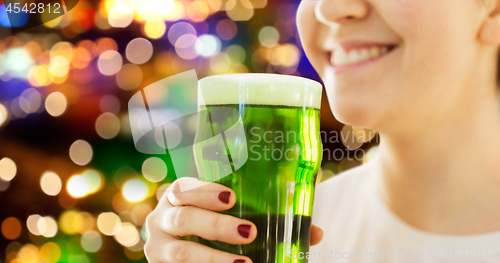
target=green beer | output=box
[190,74,322,263]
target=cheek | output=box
[297,2,327,76]
[384,0,478,47]
[384,0,470,77]
[385,0,448,39]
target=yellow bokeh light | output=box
[97,212,122,236]
[81,169,103,194]
[164,1,185,21]
[52,73,68,85]
[44,15,62,28]
[207,0,222,11]
[59,210,84,235]
[210,52,232,73]
[40,216,58,238]
[271,44,300,67]
[49,56,70,77]
[17,244,40,263]
[229,63,249,73]
[78,212,96,235]
[40,171,62,196]
[0,103,8,127]
[112,193,133,213]
[108,4,134,28]
[50,42,74,62]
[66,175,90,198]
[353,126,377,143]
[142,157,167,182]
[0,157,17,181]
[153,0,175,17]
[43,8,71,28]
[81,231,103,253]
[226,0,254,21]
[39,242,61,263]
[363,146,380,164]
[69,140,93,166]
[250,0,267,8]
[45,92,68,117]
[28,65,53,87]
[134,0,154,21]
[96,10,112,30]
[104,0,118,13]
[187,1,210,22]
[340,125,364,151]
[34,65,49,86]
[125,246,145,260]
[114,222,140,247]
[226,45,246,64]
[143,19,166,39]
[259,26,280,48]
[122,179,149,203]
[131,204,152,226]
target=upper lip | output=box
[331,40,398,53]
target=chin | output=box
[327,94,381,129]
[321,72,393,130]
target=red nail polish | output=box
[237,224,251,238]
[233,260,245,263]
[218,191,230,204]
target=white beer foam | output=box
[198,74,322,109]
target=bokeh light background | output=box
[0,0,380,262]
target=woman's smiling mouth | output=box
[327,41,399,73]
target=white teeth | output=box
[331,46,391,67]
[347,50,360,64]
[370,47,380,58]
[360,49,370,61]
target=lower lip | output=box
[327,46,399,74]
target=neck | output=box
[373,88,500,235]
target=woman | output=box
[144,0,500,262]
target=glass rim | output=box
[199,73,322,87]
[198,73,322,109]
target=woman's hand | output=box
[144,177,323,263]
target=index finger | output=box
[166,177,236,211]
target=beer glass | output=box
[190,73,322,263]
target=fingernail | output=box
[233,260,245,263]
[237,224,251,238]
[218,191,230,204]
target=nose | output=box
[315,0,370,25]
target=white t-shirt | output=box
[307,168,500,262]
